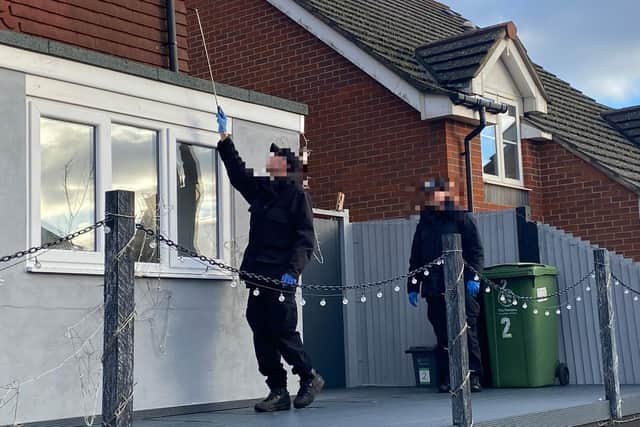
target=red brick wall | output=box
[523,139,640,261]
[186,0,450,221]
[0,0,189,71]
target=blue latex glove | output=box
[466,280,480,297]
[408,292,419,307]
[216,106,227,134]
[281,273,297,287]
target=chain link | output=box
[466,264,595,302]
[0,221,106,264]
[135,223,442,291]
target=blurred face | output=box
[413,180,460,211]
[266,153,287,177]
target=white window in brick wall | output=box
[481,101,523,187]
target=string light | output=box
[624,289,630,295]
[342,297,349,305]
[34,257,42,269]
[149,241,157,249]
[320,298,327,307]
[424,269,430,276]
[512,299,518,306]
[533,309,539,315]
[499,294,507,304]
[545,311,550,317]
[278,293,285,303]
[104,226,111,234]
[586,286,591,292]
[253,288,260,297]
[376,290,383,299]
[522,302,528,309]
[485,286,491,293]
[394,285,401,292]
[567,304,572,310]
[411,278,418,285]
[300,298,306,306]
[634,296,639,302]
[361,294,367,303]
[577,296,582,302]
[556,309,561,315]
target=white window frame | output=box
[481,95,525,188]
[27,98,233,279]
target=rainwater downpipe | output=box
[463,106,486,213]
[166,0,179,72]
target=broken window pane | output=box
[504,141,520,180]
[481,125,498,176]
[40,118,96,251]
[111,124,159,263]
[176,142,218,259]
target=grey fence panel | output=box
[539,224,640,385]
[346,211,519,386]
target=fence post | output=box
[102,190,136,427]
[594,248,622,420]
[443,233,472,427]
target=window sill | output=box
[483,178,531,192]
[26,262,234,281]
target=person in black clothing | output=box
[215,107,324,412]
[407,177,484,393]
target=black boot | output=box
[470,376,482,393]
[254,388,291,412]
[294,372,325,409]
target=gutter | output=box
[166,0,179,71]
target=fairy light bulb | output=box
[278,293,285,303]
[566,304,572,310]
[377,291,383,299]
[590,273,596,279]
[394,285,401,292]
[34,257,42,269]
[634,296,639,302]
[411,278,418,285]
[149,241,157,249]
[178,255,185,263]
[499,294,506,304]
[320,299,327,307]
[104,226,111,234]
[253,288,260,297]
[533,309,539,315]
[512,299,518,306]
[361,294,367,303]
[424,269,430,276]
[624,289,630,295]
[586,286,591,292]
[300,298,306,306]
[615,280,620,286]
[485,286,491,294]
[342,297,349,305]
[230,279,237,288]
[522,302,528,309]
[576,296,582,302]
[545,311,550,317]
[474,274,480,281]
[556,309,561,315]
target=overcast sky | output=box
[443,0,640,108]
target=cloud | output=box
[443,0,640,108]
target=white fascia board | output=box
[266,0,428,117]
[521,121,552,141]
[474,39,547,114]
[424,94,498,124]
[0,44,304,133]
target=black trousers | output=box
[426,294,483,384]
[246,288,314,390]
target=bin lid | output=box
[482,263,558,279]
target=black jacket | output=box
[217,136,315,287]
[407,207,484,297]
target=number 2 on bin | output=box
[501,317,513,339]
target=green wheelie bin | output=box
[482,263,569,388]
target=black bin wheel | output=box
[556,363,570,386]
